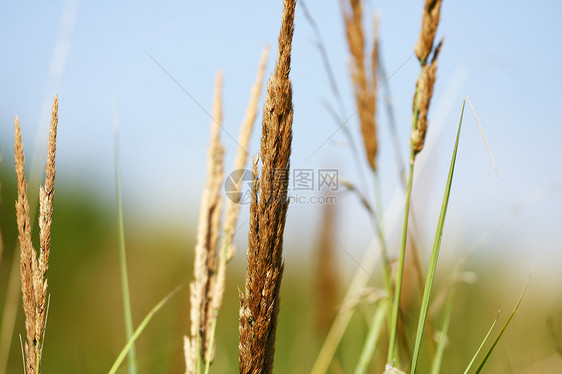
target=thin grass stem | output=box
[354,299,388,374]
[430,284,455,374]
[108,279,189,374]
[202,242,228,374]
[114,112,137,374]
[410,100,465,373]
[462,312,500,374]
[473,273,531,373]
[387,152,415,366]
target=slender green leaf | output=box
[354,299,388,374]
[463,311,500,374]
[474,274,531,373]
[387,71,426,365]
[114,105,137,374]
[430,285,456,374]
[108,280,188,374]
[387,151,415,365]
[410,99,466,373]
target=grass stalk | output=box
[354,299,388,374]
[341,0,378,171]
[473,274,530,373]
[14,96,59,374]
[203,317,217,374]
[200,47,269,374]
[238,1,295,372]
[388,1,443,364]
[113,111,138,374]
[429,282,456,374]
[185,71,225,374]
[108,279,189,374]
[0,98,62,373]
[462,312,499,374]
[409,99,465,373]
[386,150,415,366]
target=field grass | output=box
[0,165,560,373]
[1,0,561,373]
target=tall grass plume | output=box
[341,0,378,170]
[238,0,295,372]
[185,71,225,373]
[14,96,59,374]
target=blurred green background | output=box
[0,162,561,373]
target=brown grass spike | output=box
[37,96,58,344]
[412,40,442,154]
[414,0,442,64]
[341,0,378,170]
[411,0,443,155]
[15,95,59,374]
[238,0,295,373]
[15,116,37,374]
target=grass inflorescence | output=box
[0,1,538,373]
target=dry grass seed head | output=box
[204,46,270,369]
[186,72,225,372]
[412,40,442,154]
[239,0,295,372]
[14,116,38,374]
[14,95,59,374]
[414,0,442,64]
[342,0,378,170]
[223,45,269,262]
[371,14,380,92]
[36,96,58,339]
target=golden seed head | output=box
[239,1,295,372]
[414,0,443,64]
[412,39,443,154]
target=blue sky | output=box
[1,1,561,277]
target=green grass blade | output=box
[114,107,137,374]
[387,153,415,365]
[430,285,456,374]
[354,299,388,374]
[387,70,425,366]
[108,279,189,374]
[410,99,466,374]
[473,274,531,374]
[462,311,500,374]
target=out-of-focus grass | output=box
[0,165,560,373]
